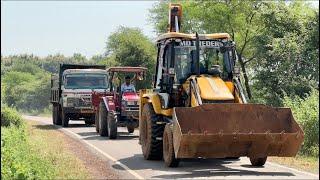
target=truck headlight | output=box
[67,98,76,106]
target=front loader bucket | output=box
[172,104,304,159]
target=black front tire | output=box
[62,109,69,127]
[250,157,267,166]
[140,103,164,160]
[98,102,109,137]
[56,105,62,125]
[108,113,118,139]
[52,104,57,125]
[163,123,180,167]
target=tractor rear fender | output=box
[101,96,116,112]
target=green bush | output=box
[1,127,55,179]
[284,89,319,157]
[1,108,56,179]
[1,106,24,128]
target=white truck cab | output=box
[51,64,107,127]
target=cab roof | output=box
[156,32,230,42]
[63,69,107,75]
[107,66,147,73]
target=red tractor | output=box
[92,67,147,139]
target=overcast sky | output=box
[1,1,319,58]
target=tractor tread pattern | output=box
[145,104,165,160]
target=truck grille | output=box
[79,97,91,107]
[67,96,92,107]
[126,105,139,111]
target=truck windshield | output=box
[64,74,108,89]
[174,44,235,84]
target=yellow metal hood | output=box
[197,76,234,100]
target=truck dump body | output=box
[172,104,304,159]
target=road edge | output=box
[23,115,144,180]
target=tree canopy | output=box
[104,26,157,88]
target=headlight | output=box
[67,98,76,106]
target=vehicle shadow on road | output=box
[113,154,295,179]
[114,132,139,140]
[66,124,92,128]
[79,132,138,141]
[77,131,98,137]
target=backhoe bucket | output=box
[172,104,304,159]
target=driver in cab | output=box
[121,76,136,92]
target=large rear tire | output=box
[98,102,108,137]
[95,111,100,133]
[163,123,180,167]
[140,103,164,160]
[108,113,118,139]
[250,157,267,166]
[62,109,69,127]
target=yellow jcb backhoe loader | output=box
[138,3,304,167]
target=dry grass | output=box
[26,121,92,179]
[269,156,319,174]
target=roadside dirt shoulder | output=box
[27,120,122,179]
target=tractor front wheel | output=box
[107,113,118,139]
[98,102,108,137]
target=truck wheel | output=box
[95,111,99,133]
[52,105,57,125]
[85,120,94,125]
[98,102,108,136]
[127,124,135,133]
[108,113,118,139]
[56,105,62,125]
[163,123,180,167]
[85,115,95,125]
[250,157,267,166]
[62,109,69,127]
[140,103,164,160]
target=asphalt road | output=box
[23,115,318,180]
